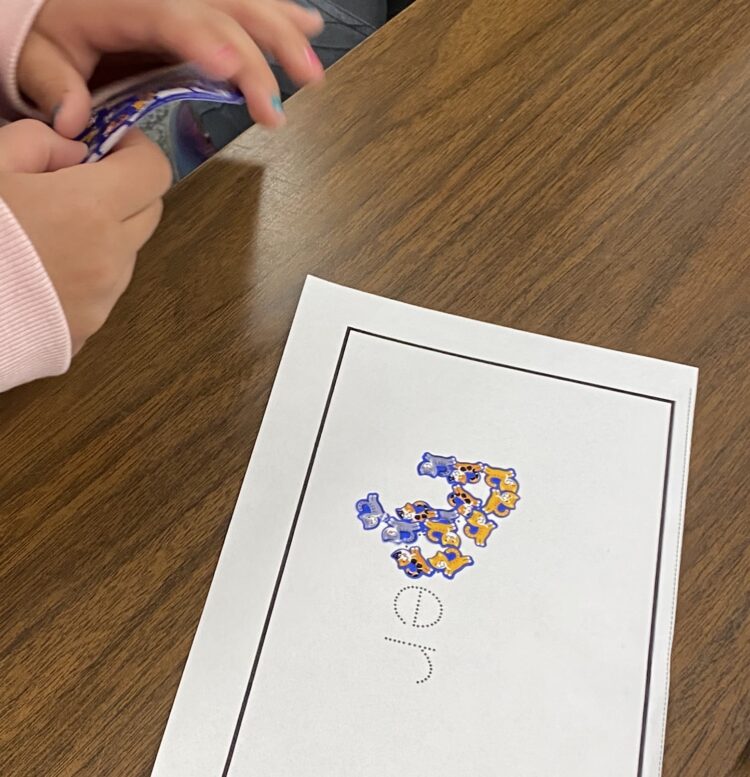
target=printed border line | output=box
[220,327,352,777]
[222,327,676,777]
[638,401,674,777]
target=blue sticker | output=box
[78,65,245,162]
[355,453,521,580]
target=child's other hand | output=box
[0,121,171,353]
[18,0,325,137]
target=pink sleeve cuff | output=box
[0,0,48,118]
[0,198,71,391]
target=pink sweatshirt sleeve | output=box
[0,0,72,392]
[0,0,47,118]
[0,200,71,392]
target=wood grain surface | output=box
[1,0,749,775]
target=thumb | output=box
[0,120,87,173]
[17,31,93,139]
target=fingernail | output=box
[271,95,284,114]
[305,46,324,74]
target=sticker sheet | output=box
[151,277,697,777]
[78,65,244,162]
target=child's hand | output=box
[0,120,171,353]
[18,0,325,137]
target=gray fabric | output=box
[306,0,386,34]
[271,0,385,97]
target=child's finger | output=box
[0,120,87,173]
[17,31,93,139]
[143,1,285,126]
[143,1,264,82]
[145,1,247,81]
[210,16,290,127]
[85,129,173,220]
[225,1,325,87]
[276,1,326,38]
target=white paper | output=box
[151,277,697,777]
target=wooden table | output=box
[1,1,749,774]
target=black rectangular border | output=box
[222,327,675,777]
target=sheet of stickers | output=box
[78,64,244,162]
[151,278,697,777]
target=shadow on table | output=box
[0,158,266,434]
